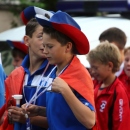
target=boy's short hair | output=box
[26,18,41,37]
[99,27,127,50]
[87,41,121,73]
[43,26,78,54]
[124,46,130,55]
[12,48,26,59]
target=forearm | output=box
[37,106,46,117]
[61,88,95,129]
[30,116,48,128]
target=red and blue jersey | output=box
[19,55,54,130]
[46,56,95,130]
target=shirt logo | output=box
[100,100,107,112]
[119,99,123,121]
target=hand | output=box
[8,106,26,124]
[22,104,39,117]
[51,77,70,93]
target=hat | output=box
[35,10,90,55]
[7,40,28,54]
[21,6,90,54]
[20,6,54,25]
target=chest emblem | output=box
[100,100,107,112]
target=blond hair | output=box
[87,41,121,73]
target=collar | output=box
[21,55,48,75]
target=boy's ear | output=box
[108,61,113,71]
[24,35,30,47]
[65,42,72,53]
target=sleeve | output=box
[74,91,95,111]
[112,85,130,130]
[0,64,6,107]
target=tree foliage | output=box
[9,0,58,15]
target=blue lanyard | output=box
[25,64,68,130]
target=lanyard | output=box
[25,64,68,130]
[23,63,50,105]
[26,64,68,107]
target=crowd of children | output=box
[0,5,130,130]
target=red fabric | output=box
[20,11,28,25]
[52,23,89,55]
[59,56,98,129]
[118,70,130,101]
[60,56,95,110]
[94,78,130,130]
[0,67,25,130]
[12,41,28,54]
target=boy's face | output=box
[12,56,23,69]
[89,60,112,82]
[124,50,130,77]
[25,25,46,59]
[42,33,68,65]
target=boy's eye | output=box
[38,36,43,40]
[92,66,98,70]
[48,46,53,48]
[125,58,129,62]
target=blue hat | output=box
[20,6,54,25]
[35,11,90,54]
[21,6,89,54]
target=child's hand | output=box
[51,77,70,93]
[21,104,39,117]
[8,106,26,124]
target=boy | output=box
[119,46,130,100]
[0,18,54,130]
[22,8,96,130]
[6,40,27,68]
[87,41,130,130]
[99,27,127,76]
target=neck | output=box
[56,55,74,76]
[101,73,116,89]
[29,56,45,75]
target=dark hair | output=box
[25,18,40,37]
[12,48,26,59]
[99,27,127,50]
[43,26,78,54]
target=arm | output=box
[112,87,130,130]
[62,86,95,129]
[8,106,48,128]
[30,116,48,128]
[51,77,95,129]
[22,104,46,117]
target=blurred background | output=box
[0,0,130,74]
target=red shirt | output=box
[94,78,130,130]
[118,70,130,101]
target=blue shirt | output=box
[19,55,54,130]
[46,67,94,130]
[0,64,6,107]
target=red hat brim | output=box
[52,23,89,54]
[7,40,28,54]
